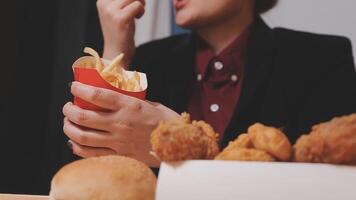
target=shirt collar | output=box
[195,24,252,79]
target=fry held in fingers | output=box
[97,0,145,61]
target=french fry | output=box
[102,53,124,74]
[84,47,104,72]
[83,47,142,92]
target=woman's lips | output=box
[174,0,187,10]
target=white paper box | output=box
[156,161,356,200]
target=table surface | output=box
[0,194,48,200]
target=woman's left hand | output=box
[62,82,179,167]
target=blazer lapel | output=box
[165,34,197,113]
[222,17,276,147]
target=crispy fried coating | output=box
[294,114,356,165]
[215,148,275,161]
[293,133,324,163]
[192,120,221,159]
[223,133,253,152]
[248,123,293,161]
[215,133,275,161]
[150,113,220,162]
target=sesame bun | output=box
[49,155,156,200]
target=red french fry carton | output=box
[72,56,148,111]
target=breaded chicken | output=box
[294,113,356,165]
[215,147,275,161]
[223,133,254,151]
[215,133,275,161]
[150,113,220,162]
[248,123,293,161]
[293,133,324,163]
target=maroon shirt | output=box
[187,28,251,139]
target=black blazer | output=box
[132,17,356,148]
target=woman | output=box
[62,0,356,167]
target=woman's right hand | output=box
[97,0,145,66]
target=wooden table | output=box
[0,194,48,200]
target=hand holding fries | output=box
[97,0,145,65]
[63,82,179,167]
[65,46,178,167]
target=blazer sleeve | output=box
[297,37,356,130]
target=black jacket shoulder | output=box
[132,34,190,70]
[274,27,352,48]
[273,28,354,76]
[137,34,188,54]
[270,27,355,82]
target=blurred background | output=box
[0,0,355,195]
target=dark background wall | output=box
[0,0,104,194]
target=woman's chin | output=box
[175,15,196,29]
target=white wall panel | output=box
[262,0,356,62]
[135,0,171,46]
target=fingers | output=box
[71,81,129,111]
[97,0,145,20]
[117,0,145,9]
[121,1,145,20]
[70,81,144,112]
[63,118,111,148]
[64,117,132,154]
[97,0,145,10]
[68,140,116,158]
[63,102,114,131]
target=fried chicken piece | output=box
[248,123,293,161]
[222,133,253,152]
[215,148,275,161]
[293,133,324,163]
[192,120,221,159]
[294,114,356,165]
[215,133,275,161]
[150,113,220,162]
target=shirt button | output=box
[210,104,220,112]
[231,74,239,82]
[197,74,203,81]
[214,61,224,70]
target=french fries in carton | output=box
[72,47,147,111]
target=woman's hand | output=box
[97,0,145,66]
[62,82,179,167]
